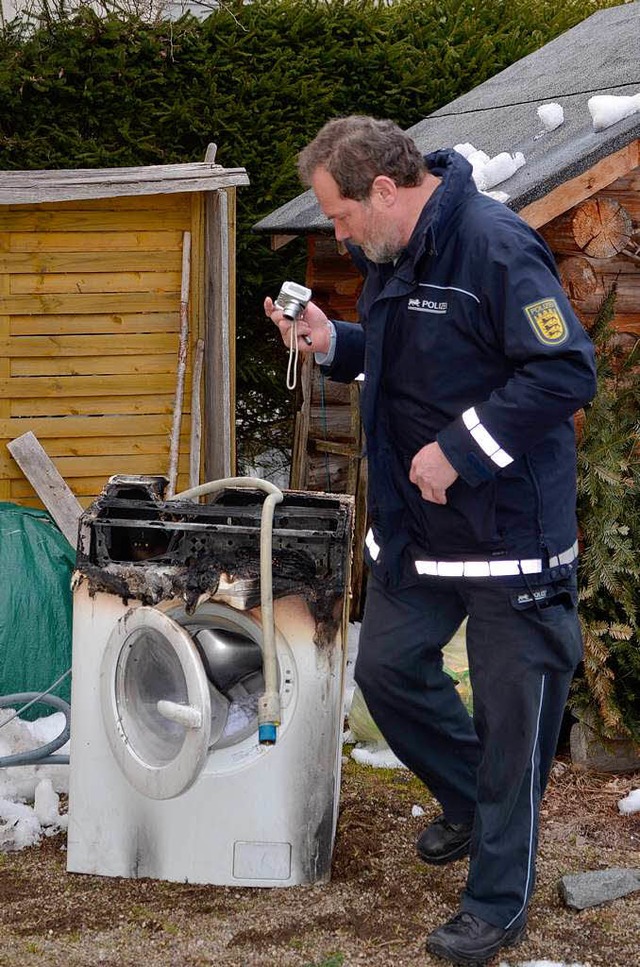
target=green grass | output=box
[304,954,345,967]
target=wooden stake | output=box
[189,338,205,490]
[6,431,83,548]
[167,231,191,498]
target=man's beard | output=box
[361,220,404,264]
[362,238,404,263]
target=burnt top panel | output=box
[76,477,353,602]
[79,479,351,555]
[75,479,354,638]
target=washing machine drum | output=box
[100,607,266,800]
[193,628,264,748]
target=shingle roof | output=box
[253,2,640,235]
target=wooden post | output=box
[204,187,235,482]
[189,338,205,490]
[0,266,9,501]
[7,431,83,548]
[167,231,191,498]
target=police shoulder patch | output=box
[523,298,568,345]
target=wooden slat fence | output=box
[1,192,201,507]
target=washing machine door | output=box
[100,606,222,800]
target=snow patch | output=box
[453,142,525,193]
[0,778,68,851]
[343,621,361,718]
[350,741,405,770]
[588,92,640,132]
[0,711,69,851]
[483,190,510,203]
[537,103,564,131]
[618,788,640,815]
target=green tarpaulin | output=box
[0,503,75,718]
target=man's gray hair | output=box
[297,115,426,200]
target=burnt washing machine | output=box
[67,475,353,886]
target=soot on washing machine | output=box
[67,475,354,886]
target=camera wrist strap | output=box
[286,318,300,391]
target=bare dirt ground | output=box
[0,758,639,967]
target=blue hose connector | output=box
[258,723,277,745]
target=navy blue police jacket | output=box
[320,149,597,586]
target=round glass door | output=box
[100,607,217,800]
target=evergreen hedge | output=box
[0,0,624,461]
[575,289,640,743]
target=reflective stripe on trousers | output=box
[364,528,578,577]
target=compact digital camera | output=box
[275,281,312,321]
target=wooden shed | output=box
[1,152,249,509]
[254,2,640,614]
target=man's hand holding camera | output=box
[264,282,332,355]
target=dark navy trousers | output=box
[354,571,583,928]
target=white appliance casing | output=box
[67,580,346,886]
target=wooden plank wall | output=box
[293,236,368,618]
[297,236,363,493]
[0,192,202,508]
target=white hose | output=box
[157,700,202,730]
[170,477,284,743]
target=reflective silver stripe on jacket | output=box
[366,528,578,577]
[416,558,541,577]
[462,406,514,468]
[414,540,578,578]
[365,528,380,561]
[548,540,579,568]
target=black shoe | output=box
[416,813,473,865]
[427,911,526,965]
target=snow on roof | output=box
[254,2,640,235]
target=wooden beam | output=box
[312,439,361,457]
[0,163,249,206]
[0,261,9,500]
[204,188,234,481]
[6,431,83,548]
[189,338,205,489]
[271,234,298,251]
[167,231,191,498]
[519,141,640,229]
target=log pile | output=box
[541,169,640,339]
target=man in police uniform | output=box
[265,116,596,965]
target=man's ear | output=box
[370,175,398,208]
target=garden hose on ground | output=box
[0,670,71,767]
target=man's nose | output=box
[334,224,349,242]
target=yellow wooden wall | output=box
[0,192,204,508]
